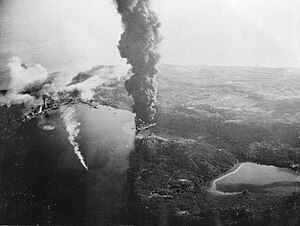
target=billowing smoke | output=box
[0,56,49,106]
[114,0,162,126]
[8,57,48,92]
[0,56,128,106]
[61,105,88,170]
[63,64,129,101]
[0,55,128,170]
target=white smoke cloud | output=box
[0,55,129,107]
[0,93,35,106]
[0,56,49,106]
[63,64,129,101]
[64,76,106,101]
[60,105,88,170]
[8,56,48,91]
[0,55,129,169]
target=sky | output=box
[0,0,300,70]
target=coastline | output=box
[207,162,248,195]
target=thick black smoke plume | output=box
[114,0,161,127]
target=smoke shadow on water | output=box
[0,104,136,225]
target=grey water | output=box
[0,104,135,225]
[215,162,300,194]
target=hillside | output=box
[1,63,300,225]
[124,64,300,225]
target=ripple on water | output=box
[122,121,136,135]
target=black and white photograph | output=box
[1,0,300,225]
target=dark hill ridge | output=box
[124,64,300,225]
[1,63,300,225]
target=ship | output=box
[0,93,99,137]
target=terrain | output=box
[1,63,300,225]
[123,64,300,225]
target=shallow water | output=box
[0,104,135,225]
[210,162,300,194]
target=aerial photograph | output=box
[0,0,300,225]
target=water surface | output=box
[0,104,135,225]
[210,162,300,195]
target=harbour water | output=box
[0,104,136,225]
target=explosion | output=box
[0,57,49,106]
[0,0,161,169]
[0,56,127,170]
[114,0,162,128]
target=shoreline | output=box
[207,162,248,195]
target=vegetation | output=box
[123,64,300,225]
[1,63,300,225]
